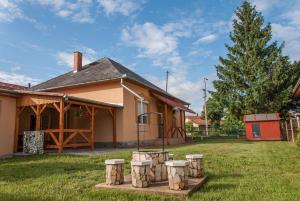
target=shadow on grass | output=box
[0,155,104,182]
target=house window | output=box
[252,123,261,138]
[137,100,148,124]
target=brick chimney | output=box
[73,51,82,73]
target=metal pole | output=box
[203,78,209,136]
[166,70,169,92]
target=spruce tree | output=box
[212,1,300,119]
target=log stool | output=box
[105,159,125,185]
[168,153,174,160]
[186,154,204,178]
[165,160,189,190]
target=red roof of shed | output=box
[244,113,280,122]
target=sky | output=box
[0,0,300,113]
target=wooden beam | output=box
[36,104,41,130]
[48,131,59,146]
[53,102,60,112]
[285,121,290,141]
[65,100,115,110]
[112,109,117,148]
[85,105,92,116]
[64,103,72,113]
[30,105,37,115]
[63,131,77,145]
[290,119,295,143]
[91,107,95,150]
[58,100,64,153]
[40,104,47,114]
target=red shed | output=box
[244,113,281,141]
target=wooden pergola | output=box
[152,92,194,145]
[14,92,120,153]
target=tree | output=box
[185,121,194,134]
[213,1,300,119]
[201,97,224,126]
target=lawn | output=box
[0,139,300,201]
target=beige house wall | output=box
[0,95,16,157]
[49,81,123,105]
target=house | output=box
[293,79,300,100]
[185,115,211,129]
[0,51,194,156]
[244,113,282,141]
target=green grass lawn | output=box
[1,139,300,201]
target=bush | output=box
[297,129,300,147]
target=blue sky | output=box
[0,0,300,113]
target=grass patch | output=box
[1,139,300,200]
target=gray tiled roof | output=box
[31,58,189,104]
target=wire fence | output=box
[187,126,246,140]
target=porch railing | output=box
[44,129,92,149]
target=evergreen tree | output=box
[213,1,300,119]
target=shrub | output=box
[297,129,300,147]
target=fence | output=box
[280,117,300,143]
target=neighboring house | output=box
[185,115,211,129]
[293,79,300,100]
[0,51,194,156]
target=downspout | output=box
[120,75,144,124]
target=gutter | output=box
[120,74,145,124]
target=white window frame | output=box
[137,100,149,124]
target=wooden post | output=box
[112,109,117,148]
[58,100,64,153]
[290,119,295,143]
[164,104,169,145]
[285,120,290,142]
[297,116,300,129]
[36,104,41,130]
[91,106,95,150]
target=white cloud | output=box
[121,19,216,112]
[195,34,218,44]
[0,70,39,86]
[0,0,23,23]
[33,0,94,23]
[271,4,300,61]
[122,22,178,58]
[97,0,144,16]
[251,0,279,11]
[57,47,98,68]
